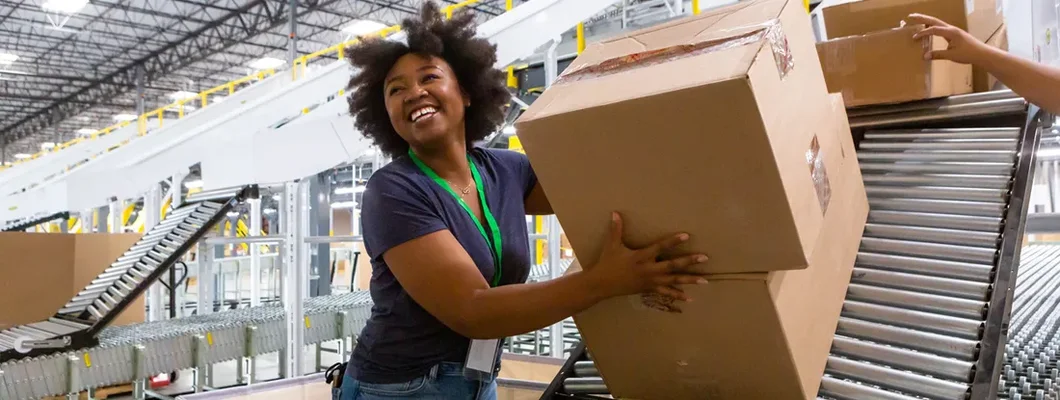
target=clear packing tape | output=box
[807,135,832,216]
[553,19,795,86]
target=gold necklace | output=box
[449,180,473,195]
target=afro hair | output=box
[344,1,511,158]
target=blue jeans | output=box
[335,362,497,400]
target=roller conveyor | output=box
[540,91,1044,399]
[996,244,1060,400]
[0,291,374,399]
[2,211,70,232]
[0,185,258,365]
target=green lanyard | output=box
[408,150,504,287]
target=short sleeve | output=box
[360,169,448,262]
[486,148,538,199]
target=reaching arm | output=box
[386,213,708,340]
[907,13,1060,114]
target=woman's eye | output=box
[423,74,439,83]
[387,87,403,96]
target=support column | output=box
[108,198,122,233]
[288,0,298,65]
[308,172,331,297]
[96,206,108,233]
[249,197,263,307]
[282,181,307,378]
[197,242,215,316]
[145,185,163,322]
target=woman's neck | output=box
[410,140,472,184]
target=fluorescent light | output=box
[40,142,55,150]
[184,180,203,189]
[13,153,31,159]
[335,186,366,195]
[331,201,357,209]
[1040,148,1060,158]
[76,128,96,136]
[0,53,17,65]
[502,126,516,134]
[248,57,285,70]
[168,91,198,101]
[113,113,138,121]
[41,0,89,13]
[226,211,240,218]
[263,208,277,215]
[343,19,388,36]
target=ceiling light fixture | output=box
[248,57,285,70]
[184,180,204,189]
[0,53,18,65]
[13,154,31,160]
[113,113,138,122]
[41,0,89,13]
[76,128,96,136]
[342,19,388,37]
[40,142,56,150]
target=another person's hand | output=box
[587,212,709,302]
[905,13,991,64]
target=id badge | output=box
[463,338,499,381]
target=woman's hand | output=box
[906,13,992,64]
[586,212,709,302]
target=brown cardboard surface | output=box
[974,23,1008,92]
[517,0,834,275]
[0,232,144,330]
[816,26,972,107]
[566,95,867,400]
[822,0,1002,42]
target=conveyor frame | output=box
[2,212,70,232]
[969,106,1045,398]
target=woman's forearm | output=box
[456,269,608,339]
[978,46,1060,115]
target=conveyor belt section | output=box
[541,342,609,399]
[0,185,258,365]
[998,244,1060,400]
[0,291,373,400]
[819,97,1039,399]
[2,211,69,232]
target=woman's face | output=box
[383,53,469,151]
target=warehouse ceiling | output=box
[0,0,513,161]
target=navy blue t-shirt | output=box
[347,147,538,384]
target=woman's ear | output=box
[461,88,471,107]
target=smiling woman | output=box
[333,2,712,400]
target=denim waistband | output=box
[431,361,501,379]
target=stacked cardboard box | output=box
[516,0,868,398]
[815,0,1004,106]
[0,232,144,330]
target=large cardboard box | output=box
[565,94,867,399]
[0,232,144,330]
[822,0,1003,42]
[974,23,1008,92]
[516,0,836,275]
[816,25,973,107]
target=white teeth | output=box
[410,106,437,122]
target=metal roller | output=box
[825,356,971,400]
[865,186,1008,203]
[848,97,1027,129]
[863,128,1021,140]
[845,284,986,319]
[856,252,994,284]
[861,174,1011,190]
[563,377,608,394]
[841,301,982,339]
[820,375,925,400]
[851,267,990,300]
[862,223,999,248]
[868,199,1006,218]
[858,151,1017,163]
[846,90,1018,118]
[185,187,242,203]
[860,140,1018,151]
[830,335,975,381]
[574,361,598,377]
[860,237,998,265]
[860,161,1014,175]
[834,317,979,360]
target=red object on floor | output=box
[149,373,171,389]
